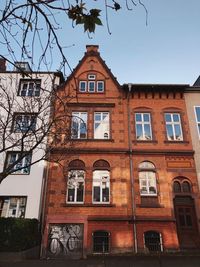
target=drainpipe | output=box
[127,83,138,253]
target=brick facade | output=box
[42,45,200,258]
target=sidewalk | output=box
[1,255,200,267]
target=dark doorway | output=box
[93,231,109,253]
[174,196,200,249]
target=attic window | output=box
[88,74,96,80]
[79,74,105,93]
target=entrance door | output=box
[174,197,199,249]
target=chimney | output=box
[86,45,99,53]
[0,58,6,71]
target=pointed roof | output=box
[193,76,200,86]
[65,45,120,88]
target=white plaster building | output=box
[0,59,63,219]
[185,77,200,191]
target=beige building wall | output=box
[185,89,200,188]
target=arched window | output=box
[144,231,163,252]
[139,161,157,196]
[182,181,191,193]
[173,178,192,194]
[173,181,181,193]
[93,231,109,253]
[93,160,110,203]
[67,160,85,203]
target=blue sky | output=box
[1,1,200,85]
[56,0,200,85]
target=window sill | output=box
[71,138,114,142]
[137,204,164,208]
[140,194,157,197]
[64,203,115,207]
[133,140,158,144]
[164,140,189,144]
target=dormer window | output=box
[79,73,105,93]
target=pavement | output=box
[0,255,200,267]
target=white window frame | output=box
[88,74,96,80]
[67,170,85,203]
[165,113,183,141]
[0,197,26,218]
[139,171,157,196]
[92,170,110,204]
[88,81,95,92]
[194,106,200,139]
[13,114,37,132]
[19,80,41,97]
[135,113,152,140]
[79,81,87,92]
[71,112,88,139]
[6,152,32,174]
[97,81,104,92]
[94,112,110,139]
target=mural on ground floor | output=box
[47,223,83,258]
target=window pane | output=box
[136,114,142,122]
[102,182,109,202]
[136,124,143,139]
[68,189,75,202]
[173,181,181,193]
[77,182,84,202]
[88,81,95,92]
[95,113,101,121]
[144,124,152,140]
[71,112,87,139]
[174,125,182,140]
[93,186,100,202]
[97,81,104,92]
[143,114,150,122]
[166,125,174,140]
[79,81,86,92]
[165,114,171,122]
[195,107,200,122]
[173,114,180,122]
[94,112,110,139]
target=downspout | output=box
[127,83,138,253]
[39,74,56,258]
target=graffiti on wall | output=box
[47,224,83,258]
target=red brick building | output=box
[42,45,200,258]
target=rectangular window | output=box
[94,112,110,139]
[139,171,157,196]
[13,114,37,132]
[97,81,104,92]
[195,106,200,138]
[135,113,152,140]
[165,113,183,141]
[93,170,110,203]
[67,170,84,203]
[88,81,95,92]
[6,152,32,174]
[0,197,26,218]
[71,112,87,139]
[88,74,96,80]
[79,81,87,92]
[19,80,41,97]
